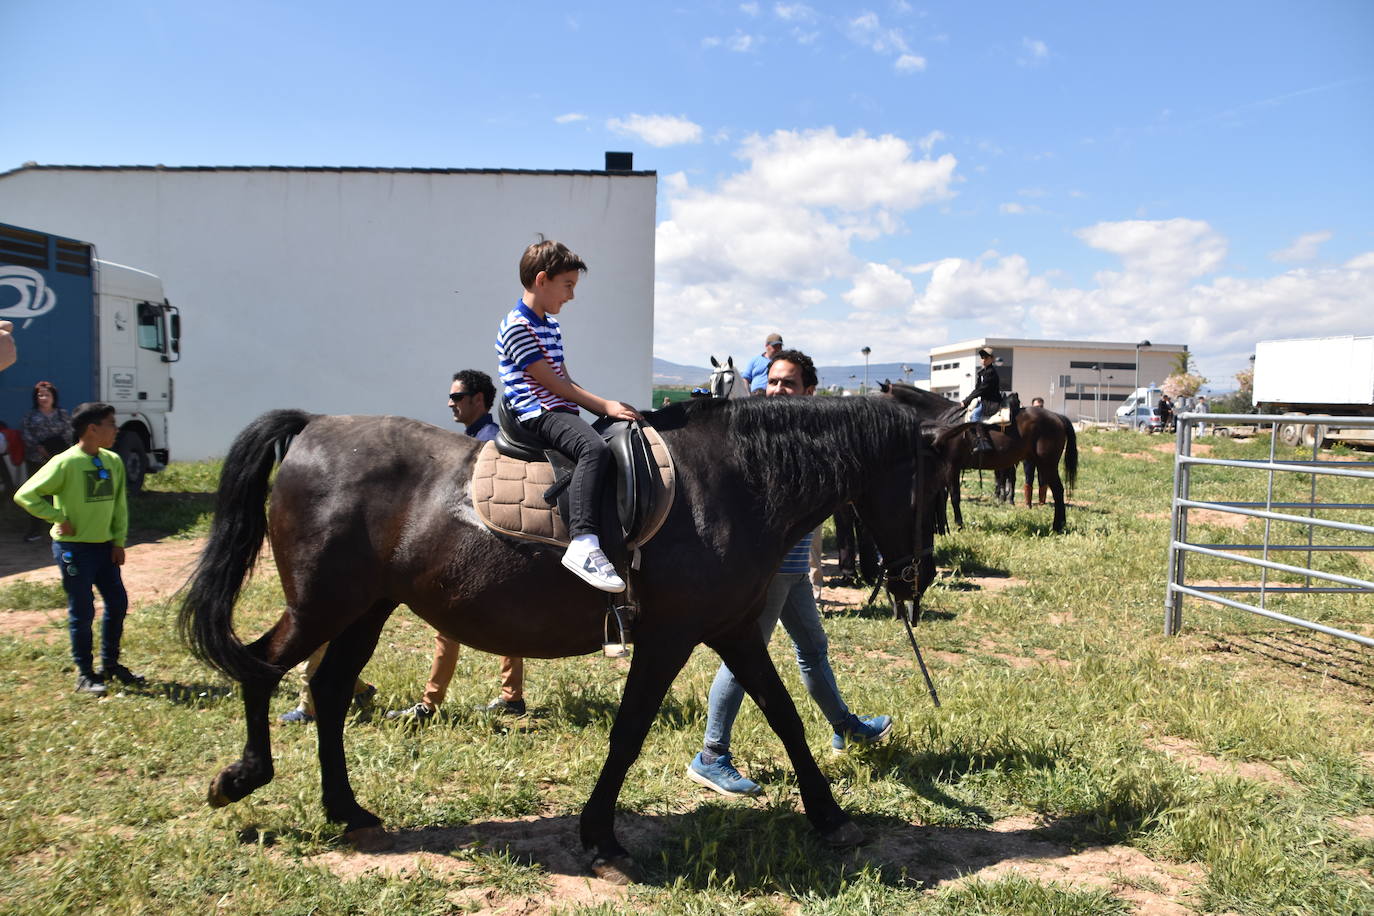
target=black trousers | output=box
[523,410,610,540]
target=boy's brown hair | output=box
[519,235,588,290]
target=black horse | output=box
[179,395,946,882]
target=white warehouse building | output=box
[930,337,1189,421]
[0,161,657,460]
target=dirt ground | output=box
[0,538,1249,914]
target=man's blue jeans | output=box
[52,541,128,675]
[970,401,987,422]
[703,572,850,756]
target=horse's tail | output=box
[1061,414,1079,491]
[178,409,315,683]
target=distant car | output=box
[1119,403,1164,432]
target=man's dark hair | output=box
[31,380,60,409]
[519,235,588,290]
[71,402,115,439]
[769,348,818,389]
[453,369,496,410]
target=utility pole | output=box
[1134,339,1151,430]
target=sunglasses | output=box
[91,455,111,481]
[449,391,472,402]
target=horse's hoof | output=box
[590,854,641,885]
[346,825,395,852]
[820,819,865,848]
[207,774,233,808]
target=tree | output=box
[1162,372,1207,399]
[1210,368,1255,414]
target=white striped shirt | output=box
[495,301,578,419]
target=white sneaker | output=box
[561,542,627,593]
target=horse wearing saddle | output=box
[472,397,676,569]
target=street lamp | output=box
[1133,339,1152,430]
[861,346,871,395]
[1094,363,1103,422]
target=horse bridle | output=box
[710,365,735,399]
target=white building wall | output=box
[0,166,656,459]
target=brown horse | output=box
[178,395,945,883]
[934,404,1078,532]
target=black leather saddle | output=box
[494,397,658,551]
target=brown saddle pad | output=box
[470,426,676,548]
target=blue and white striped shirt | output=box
[495,301,578,419]
[779,531,814,575]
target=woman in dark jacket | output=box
[20,380,72,541]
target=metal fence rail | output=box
[1165,412,1374,649]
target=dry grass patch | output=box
[1145,735,1292,787]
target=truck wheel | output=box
[1277,414,1305,447]
[116,430,149,494]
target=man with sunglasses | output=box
[385,369,528,722]
[14,402,144,695]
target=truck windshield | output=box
[137,302,165,352]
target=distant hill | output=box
[653,356,929,390]
[653,357,714,386]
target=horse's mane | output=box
[673,396,929,523]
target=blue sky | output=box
[5,0,1372,386]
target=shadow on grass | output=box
[272,805,1133,896]
[1206,630,1374,693]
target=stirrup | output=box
[603,602,633,658]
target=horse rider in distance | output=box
[962,348,1001,453]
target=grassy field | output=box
[1,430,1371,914]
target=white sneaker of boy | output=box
[561,541,627,593]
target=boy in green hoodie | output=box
[14,402,144,695]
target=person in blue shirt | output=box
[686,348,893,798]
[495,236,642,593]
[740,333,783,395]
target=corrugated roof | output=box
[0,163,656,179]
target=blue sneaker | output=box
[278,706,315,724]
[686,752,762,797]
[831,714,893,752]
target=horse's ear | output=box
[727,356,734,369]
[710,356,720,368]
[879,380,891,393]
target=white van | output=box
[1116,386,1164,431]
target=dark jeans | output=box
[52,540,129,675]
[522,410,610,540]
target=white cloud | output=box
[1075,218,1226,279]
[704,31,757,51]
[1019,37,1049,65]
[606,113,703,147]
[1000,202,1027,214]
[654,128,959,364]
[554,112,586,124]
[735,128,957,211]
[1270,230,1333,263]
[895,54,927,73]
[917,130,945,153]
[843,263,915,312]
[846,11,910,55]
[773,2,816,22]
[740,1,760,15]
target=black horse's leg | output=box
[949,468,964,528]
[208,615,316,808]
[310,600,396,847]
[707,624,857,844]
[579,631,696,883]
[1044,461,1067,532]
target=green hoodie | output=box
[14,444,128,546]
